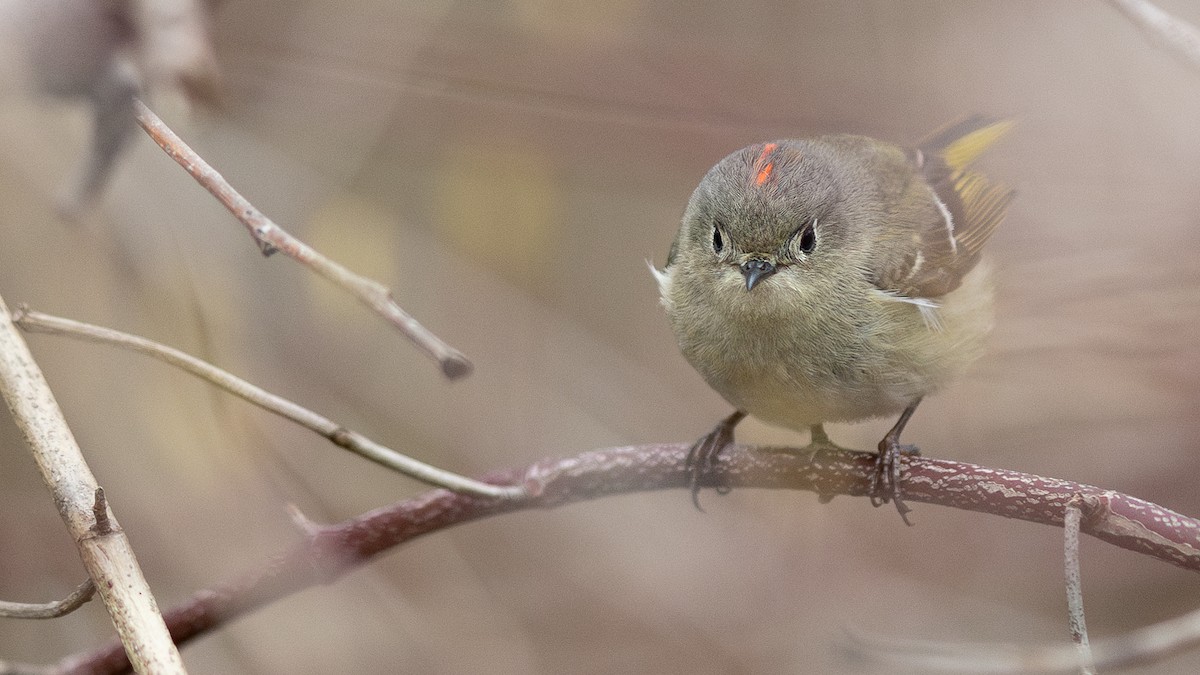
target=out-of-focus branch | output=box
[846,600,1200,674]
[25,0,220,216]
[13,307,524,500]
[58,443,1200,674]
[0,659,52,675]
[130,100,473,380]
[0,293,184,674]
[0,580,95,620]
[1106,0,1200,71]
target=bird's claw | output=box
[869,441,921,525]
[685,411,745,510]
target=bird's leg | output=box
[759,423,845,460]
[757,424,846,503]
[870,399,923,525]
[759,423,847,458]
[806,423,851,504]
[685,410,746,510]
[809,423,852,453]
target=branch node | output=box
[1069,492,1112,529]
[521,474,546,498]
[11,303,30,323]
[329,427,353,447]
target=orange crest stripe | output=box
[753,142,778,186]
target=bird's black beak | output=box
[740,259,776,291]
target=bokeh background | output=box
[2,1,1200,672]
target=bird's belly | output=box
[666,263,993,435]
[674,302,947,433]
[705,356,914,432]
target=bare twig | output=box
[57,443,1200,674]
[0,293,185,673]
[130,99,473,380]
[1106,0,1200,71]
[0,580,96,620]
[1063,497,1094,674]
[13,307,523,500]
[847,491,1200,673]
[845,602,1200,674]
[0,659,53,675]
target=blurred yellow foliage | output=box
[433,139,563,288]
[509,0,643,45]
[306,192,403,321]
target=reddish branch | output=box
[56,443,1200,674]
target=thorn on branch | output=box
[285,504,323,538]
[91,487,113,536]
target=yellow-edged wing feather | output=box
[917,117,1014,289]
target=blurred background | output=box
[1,1,1199,672]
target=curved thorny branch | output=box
[55,443,1200,674]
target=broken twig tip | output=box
[441,354,474,380]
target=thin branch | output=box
[1063,498,1094,675]
[0,293,185,673]
[848,488,1200,673]
[130,99,473,380]
[0,660,53,675]
[0,580,96,620]
[1106,0,1200,71]
[56,443,1200,674]
[13,307,524,500]
[845,601,1200,674]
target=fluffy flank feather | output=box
[648,259,674,308]
[874,289,944,332]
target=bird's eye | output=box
[712,223,725,253]
[795,218,817,255]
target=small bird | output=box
[653,117,1013,522]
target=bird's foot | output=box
[869,439,921,525]
[685,411,746,510]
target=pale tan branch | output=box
[0,580,95,620]
[0,293,184,674]
[845,603,1200,674]
[1063,497,1095,674]
[13,307,524,500]
[130,99,473,380]
[1106,0,1200,71]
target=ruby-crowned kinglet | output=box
[653,117,1013,522]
